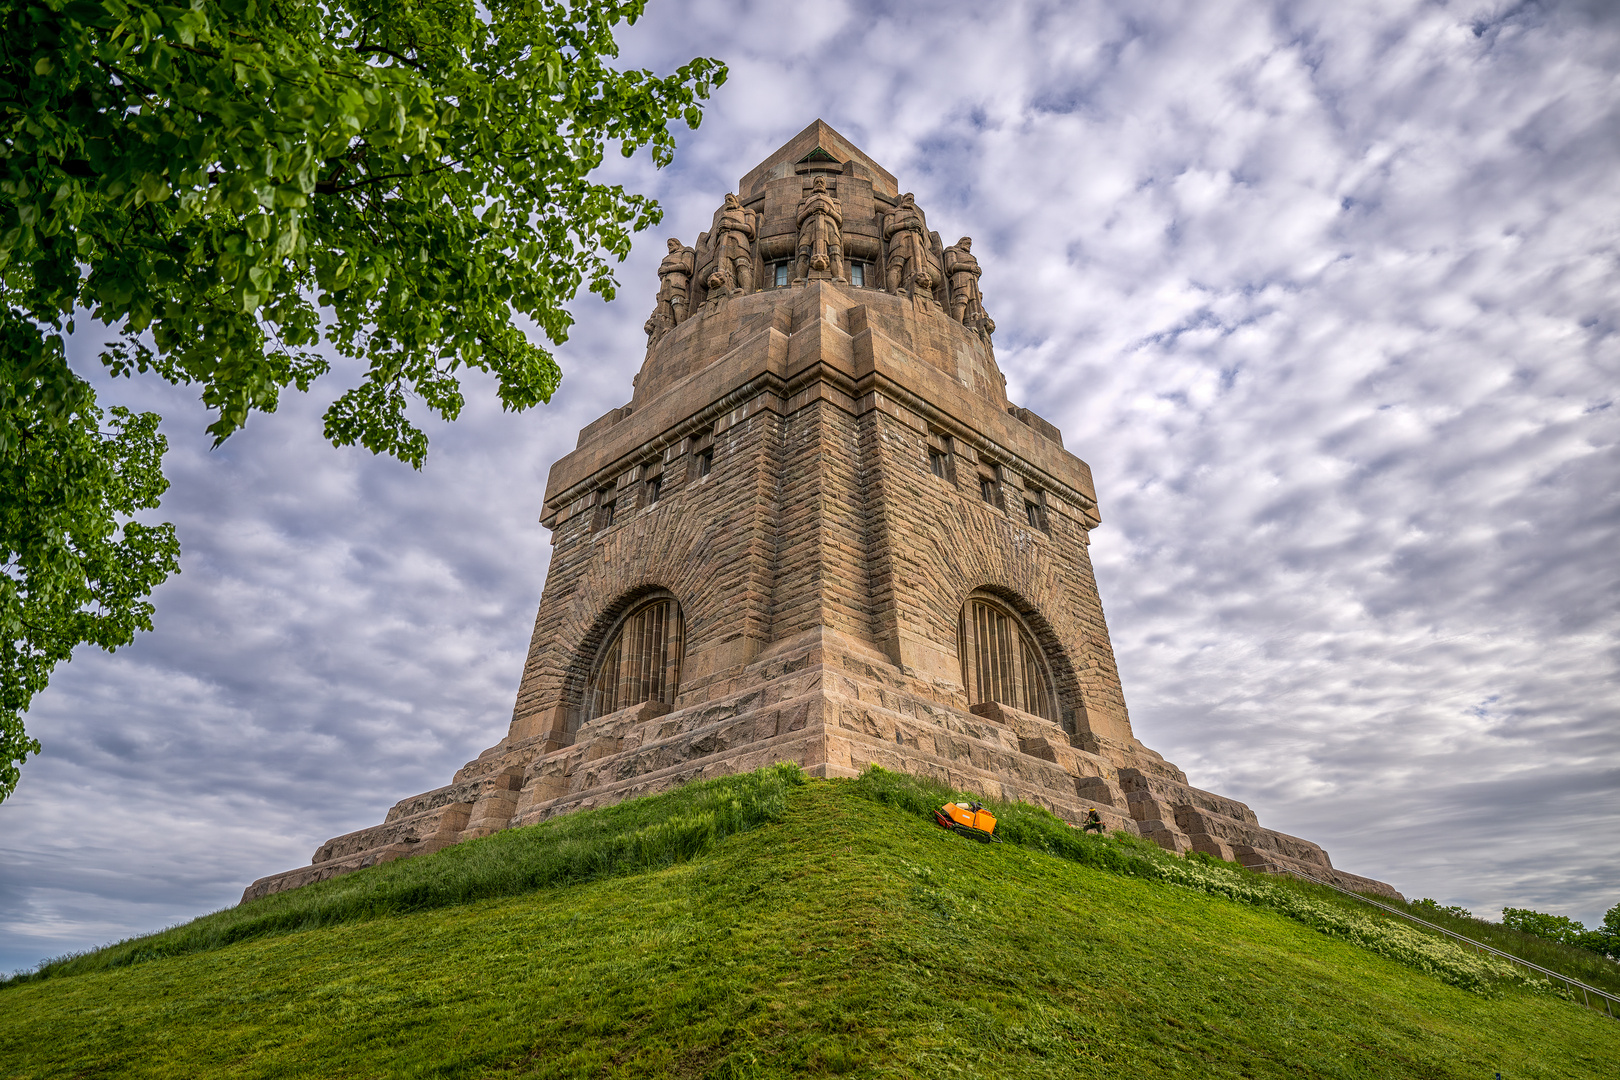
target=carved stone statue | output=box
[883,192,932,297]
[656,238,695,323]
[646,237,695,340]
[712,193,757,294]
[910,266,937,308]
[943,236,994,336]
[795,176,844,282]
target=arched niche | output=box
[957,589,1060,725]
[577,589,685,728]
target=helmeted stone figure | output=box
[795,176,845,282]
[708,193,757,295]
[884,192,933,297]
[646,237,696,340]
[943,236,994,337]
[242,119,1402,910]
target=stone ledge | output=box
[1075,733,1188,783]
[834,727,1137,835]
[315,801,473,865]
[1235,847,1405,901]
[1173,805,1332,867]
[383,773,505,825]
[1118,768,1260,826]
[516,728,833,827]
[1137,819,1194,854]
[240,835,459,904]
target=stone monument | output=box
[243,120,1398,903]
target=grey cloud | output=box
[4,0,1618,973]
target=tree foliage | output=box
[1502,904,1619,959]
[0,340,179,799]
[0,0,724,799]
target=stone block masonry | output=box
[242,120,1400,905]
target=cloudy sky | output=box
[3,0,1617,974]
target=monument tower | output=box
[244,121,1397,902]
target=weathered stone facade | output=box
[243,121,1398,903]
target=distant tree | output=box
[1502,906,1589,946]
[1502,905,1619,959]
[1592,902,1620,960]
[1412,898,1475,921]
[0,0,725,800]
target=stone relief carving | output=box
[645,237,695,341]
[943,236,995,338]
[646,188,986,341]
[795,176,844,282]
[705,193,757,296]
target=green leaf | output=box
[0,0,726,801]
[0,316,181,800]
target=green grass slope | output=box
[2,769,1615,1079]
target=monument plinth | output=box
[243,121,1398,903]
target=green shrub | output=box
[1379,894,1620,994]
[1414,898,1474,920]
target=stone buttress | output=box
[243,121,1398,903]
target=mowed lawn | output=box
[1,781,1614,1079]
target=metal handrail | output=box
[1246,861,1617,1019]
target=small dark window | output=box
[593,487,619,530]
[697,448,714,476]
[850,263,865,287]
[774,262,789,287]
[1025,487,1049,530]
[645,474,662,506]
[980,477,996,504]
[927,432,955,482]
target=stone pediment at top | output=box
[738,120,900,199]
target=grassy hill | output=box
[2,765,1615,1079]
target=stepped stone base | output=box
[241,629,1401,904]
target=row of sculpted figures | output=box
[646,179,995,343]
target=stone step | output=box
[1172,805,1333,868]
[1136,818,1194,854]
[837,727,1137,835]
[313,801,474,866]
[1117,768,1259,825]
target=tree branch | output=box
[315,161,457,195]
[353,46,424,70]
